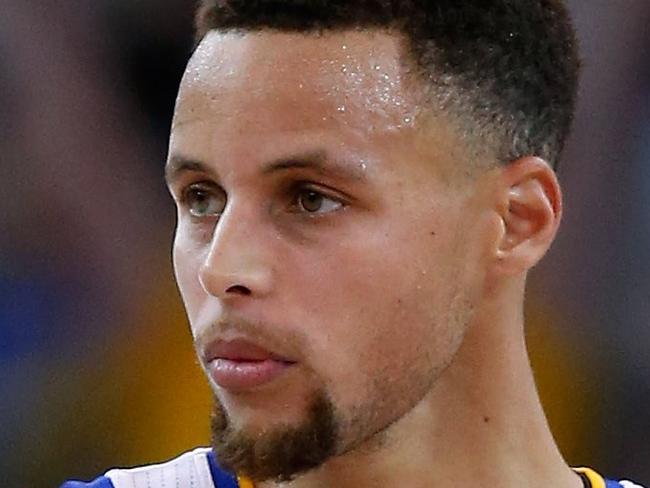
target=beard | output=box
[210,390,339,482]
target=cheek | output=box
[173,228,208,325]
[289,226,468,402]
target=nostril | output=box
[225,285,252,296]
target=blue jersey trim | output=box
[59,475,114,488]
[605,480,625,488]
[207,450,240,488]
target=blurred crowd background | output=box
[0,1,648,487]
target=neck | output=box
[260,279,582,488]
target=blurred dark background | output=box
[0,1,648,487]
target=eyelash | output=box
[287,182,346,215]
[178,182,224,217]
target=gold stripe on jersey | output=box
[238,475,255,488]
[574,467,606,488]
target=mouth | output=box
[203,338,297,392]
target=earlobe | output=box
[493,157,562,274]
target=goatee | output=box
[211,391,338,482]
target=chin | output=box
[210,390,340,482]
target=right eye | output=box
[181,184,226,218]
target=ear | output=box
[491,157,562,275]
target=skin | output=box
[167,29,582,488]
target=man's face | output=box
[168,29,491,480]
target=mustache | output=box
[193,314,308,361]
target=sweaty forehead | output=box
[173,29,421,133]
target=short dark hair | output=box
[195,0,580,169]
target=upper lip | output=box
[203,338,295,363]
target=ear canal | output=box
[502,182,543,250]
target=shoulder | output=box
[60,447,241,488]
[105,447,216,487]
[618,482,646,488]
[605,477,646,488]
[575,467,646,488]
[59,477,114,488]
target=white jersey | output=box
[106,448,217,488]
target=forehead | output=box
[170,29,475,187]
[173,29,421,134]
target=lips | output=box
[203,339,296,391]
[205,339,292,362]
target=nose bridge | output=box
[199,202,273,298]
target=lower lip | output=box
[208,358,295,391]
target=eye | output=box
[295,188,343,214]
[182,184,226,218]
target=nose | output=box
[198,206,274,300]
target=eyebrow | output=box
[164,156,215,187]
[165,150,367,186]
[261,150,367,182]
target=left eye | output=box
[183,186,226,218]
[296,189,343,214]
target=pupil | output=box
[302,191,322,212]
[194,192,210,214]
